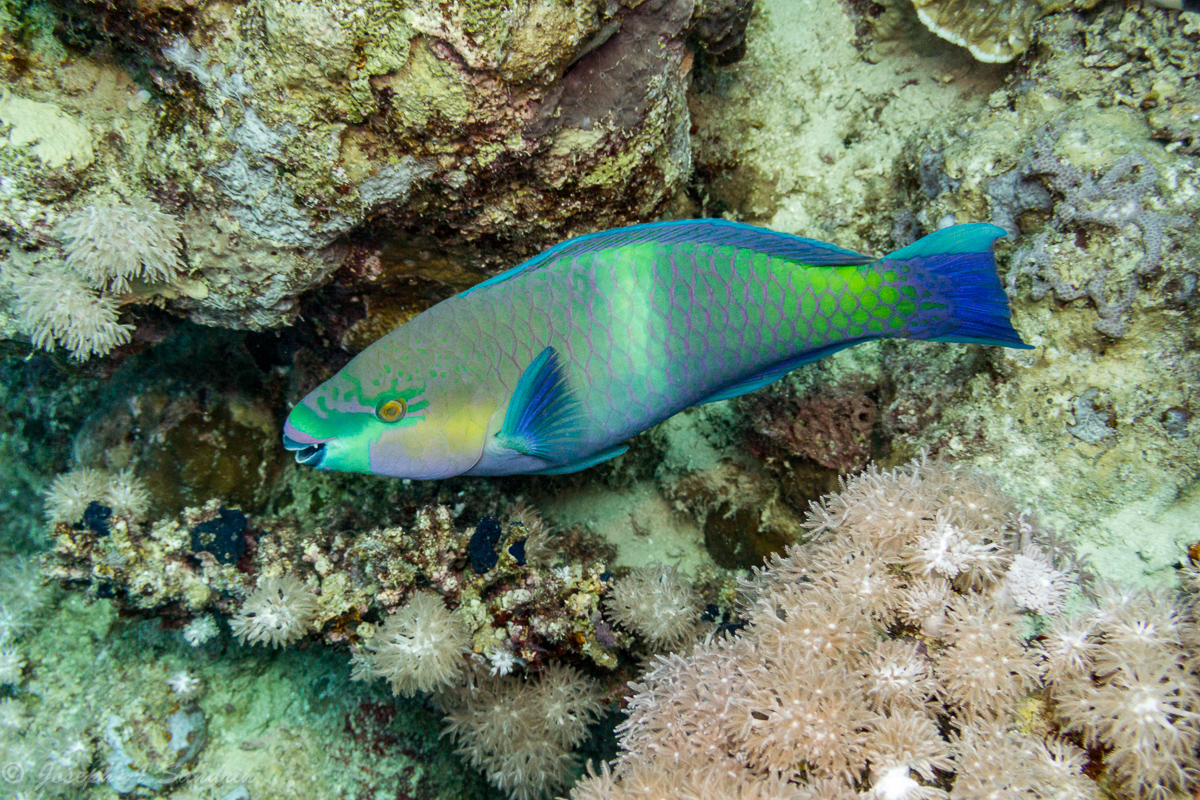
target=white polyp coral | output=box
[867,765,944,800]
[182,615,220,647]
[360,590,469,696]
[444,665,602,800]
[935,596,1039,717]
[905,513,1000,583]
[13,269,133,361]
[43,467,110,523]
[0,645,25,685]
[486,647,521,677]
[568,457,1120,800]
[44,467,151,523]
[604,563,702,648]
[58,200,184,293]
[1038,614,1095,683]
[167,670,201,697]
[1041,581,1200,799]
[104,468,151,520]
[864,640,937,713]
[230,574,319,648]
[1003,545,1073,615]
[0,699,26,731]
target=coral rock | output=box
[911,0,1100,63]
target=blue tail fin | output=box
[885,223,1032,350]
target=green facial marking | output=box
[290,400,373,441]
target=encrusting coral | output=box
[567,457,1195,800]
[910,0,1101,63]
[999,125,1189,337]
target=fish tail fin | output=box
[883,223,1032,350]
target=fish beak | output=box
[282,424,328,468]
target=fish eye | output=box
[376,398,407,423]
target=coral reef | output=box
[910,0,1100,63]
[45,485,624,672]
[4,1,1200,799]
[568,458,1193,799]
[0,0,752,339]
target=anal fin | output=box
[527,445,629,475]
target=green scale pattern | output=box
[461,239,920,446]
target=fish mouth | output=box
[282,432,326,467]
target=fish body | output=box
[283,220,1030,479]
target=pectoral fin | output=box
[494,347,586,462]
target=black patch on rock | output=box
[507,537,527,567]
[83,501,112,536]
[189,507,248,565]
[468,516,503,574]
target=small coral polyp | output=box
[230,574,319,647]
[604,563,703,648]
[355,590,470,696]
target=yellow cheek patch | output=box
[440,402,490,454]
[394,401,491,466]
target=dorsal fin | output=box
[463,219,874,296]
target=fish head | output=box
[282,337,496,479]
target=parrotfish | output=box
[283,220,1030,479]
